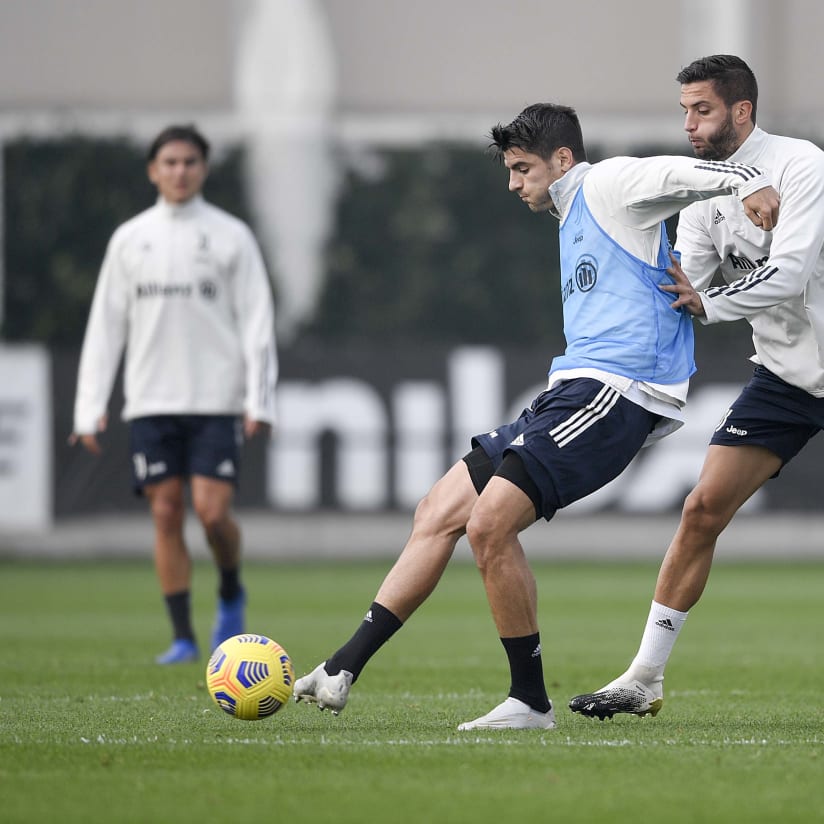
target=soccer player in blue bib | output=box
[295,103,778,729]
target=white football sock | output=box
[626,600,688,682]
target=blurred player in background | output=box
[293,103,779,729]
[72,125,278,664]
[570,54,824,720]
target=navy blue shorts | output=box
[471,379,659,521]
[129,415,242,493]
[709,366,823,474]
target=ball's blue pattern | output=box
[236,659,270,688]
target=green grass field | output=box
[1,557,821,823]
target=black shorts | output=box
[709,366,824,475]
[468,379,659,521]
[129,415,242,493]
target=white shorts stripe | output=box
[549,385,621,448]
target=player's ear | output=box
[733,100,753,125]
[555,146,574,172]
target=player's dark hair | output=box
[677,54,758,124]
[488,103,587,163]
[147,124,210,162]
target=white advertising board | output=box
[0,345,52,530]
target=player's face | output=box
[680,81,742,161]
[148,140,208,204]
[504,147,564,212]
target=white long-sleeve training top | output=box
[73,195,278,434]
[546,153,771,438]
[678,127,824,396]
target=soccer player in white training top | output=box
[570,54,824,720]
[72,125,278,665]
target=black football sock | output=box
[218,566,242,602]
[324,602,403,682]
[501,633,552,713]
[164,590,195,642]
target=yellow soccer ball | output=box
[206,634,294,720]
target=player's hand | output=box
[68,414,108,455]
[68,432,103,455]
[660,251,706,316]
[742,185,780,231]
[243,417,272,439]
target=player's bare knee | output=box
[150,496,185,535]
[191,488,229,527]
[465,509,505,566]
[680,488,728,538]
[411,492,465,542]
[199,510,235,543]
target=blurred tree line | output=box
[3,135,698,349]
[302,144,561,346]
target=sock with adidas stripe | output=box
[502,633,552,714]
[626,600,688,681]
[324,601,403,682]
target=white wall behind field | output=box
[3,1,819,141]
[2,510,821,562]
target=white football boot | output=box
[294,662,354,715]
[457,697,556,731]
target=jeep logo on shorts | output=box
[575,254,598,292]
